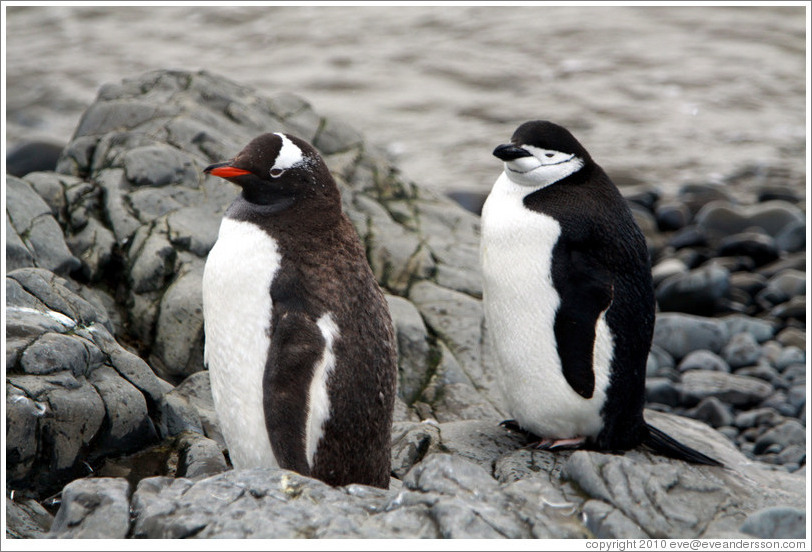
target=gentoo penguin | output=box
[480,120,721,466]
[202,132,398,488]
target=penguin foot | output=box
[526,437,586,450]
[499,419,525,433]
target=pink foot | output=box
[526,436,587,450]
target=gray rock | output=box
[583,500,648,538]
[774,219,806,253]
[156,389,204,439]
[170,371,224,447]
[769,295,805,322]
[653,313,729,360]
[565,410,804,538]
[5,175,80,275]
[5,268,169,495]
[695,199,805,240]
[688,397,733,428]
[88,365,159,458]
[722,332,762,368]
[720,314,775,343]
[776,327,805,349]
[49,478,132,538]
[756,269,806,306]
[655,200,691,231]
[386,294,433,404]
[5,495,54,538]
[651,257,688,286]
[681,370,774,407]
[717,231,780,267]
[176,432,228,479]
[775,345,805,371]
[740,507,806,539]
[123,143,198,187]
[656,263,730,315]
[753,420,806,455]
[677,350,729,373]
[645,377,681,407]
[150,267,205,382]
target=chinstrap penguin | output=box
[480,120,721,466]
[202,132,398,488]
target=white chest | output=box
[480,174,611,439]
[202,217,281,470]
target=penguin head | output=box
[204,133,337,209]
[494,121,590,188]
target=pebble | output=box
[680,370,774,407]
[722,332,762,368]
[687,397,733,428]
[717,232,779,267]
[652,313,729,360]
[754,420,806,454]
[774,219,806,252]
[677,350,729,373]
[655,201,691,231]
[655,264,729,315]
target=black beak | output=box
[493,144,532,161]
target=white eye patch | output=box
[272,133,305,173]
[503,145,584,188]
[523,145,576,166]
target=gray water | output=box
[5,5,807,195]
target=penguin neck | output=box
[225,194,344,237]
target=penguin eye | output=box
[270,168,286,178]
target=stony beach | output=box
[3,5,808,541]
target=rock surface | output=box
[5,69,806,540]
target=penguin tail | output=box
[643,423,723,467]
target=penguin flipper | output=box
[643,424,723,467]
[264,311,326,476]
[554,249,615,399]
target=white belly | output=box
[480,173,612,439]
[202,217,281,469]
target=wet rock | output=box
[774,219,805,252]
[720,314,775,343]
[386,295,433,404]
[6,140,65,177]
[651,257,688,287]
[667,225,708,249]
[722,332,762,369]
[775,327,805,349]
[583,500,648,538]
[656,264,729,315]
[49,477,132,538]
[677,350,729,373]
[652,313,729,360]
[6,175,80,275]
[695,200,805,240]
[756,269,805,306]
[6,268,167,496]
[5,495,54,538]
[717,231,780,267]
[176,432,228,479]
[645,378,681,407]
[680,370,774,407]
[655,200,691,231]
[770,296,805,321]
[740,507,806,539]
[687,397,733,428]
[753,420,806,455]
